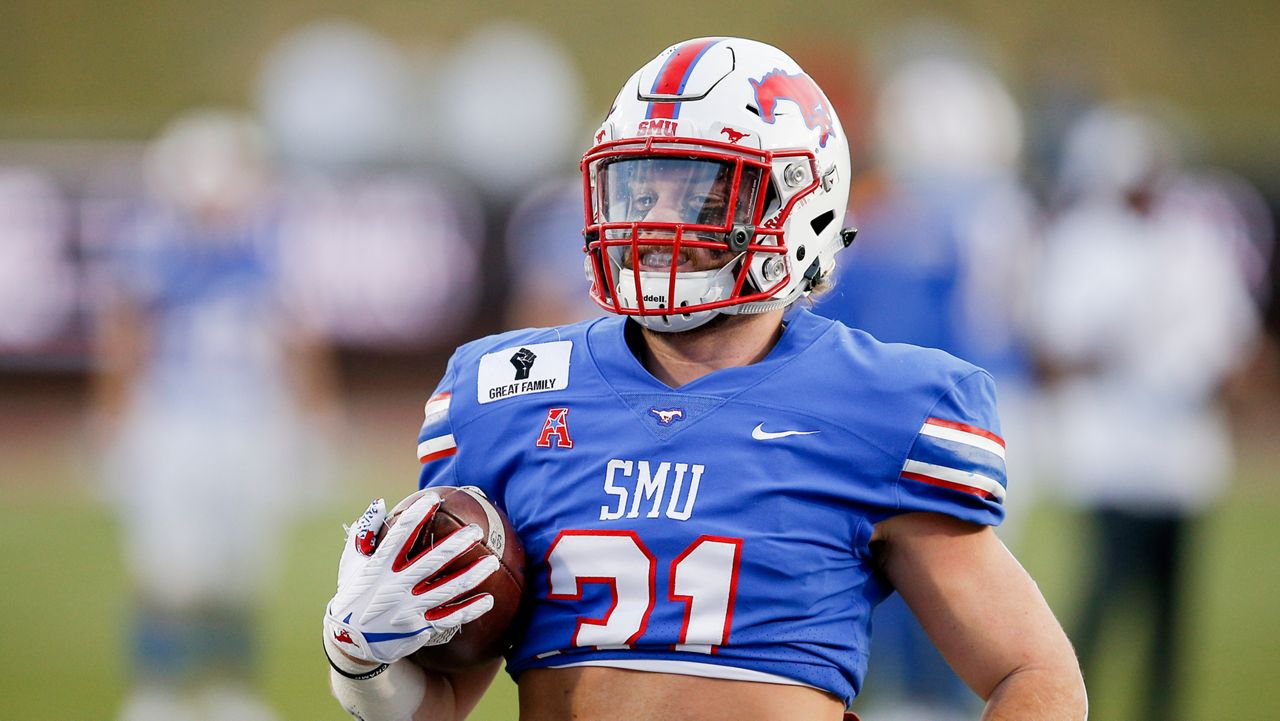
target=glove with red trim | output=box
[323,492,499,665]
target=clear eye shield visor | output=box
[583,139,791,318]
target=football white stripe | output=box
[920,423,1006,459]
[417,434,456,459]
[902,459,1006,501]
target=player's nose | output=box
[643,193,684,225]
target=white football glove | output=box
[323,492,499,666]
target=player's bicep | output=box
[875,512,1075,700]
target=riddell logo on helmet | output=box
[749,69,834,148]
[638,119,678,137]
[642,294,668,304]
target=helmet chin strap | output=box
[735,296,795,314]
[735,253,823,314]
[608,237,830,329]
[632,257,799,327]
[642,293,793,334]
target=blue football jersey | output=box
[415,309,1006,705]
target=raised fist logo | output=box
[510,348,537,380]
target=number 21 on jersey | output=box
[546,530,742,653]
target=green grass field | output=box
[2,425,1277,721]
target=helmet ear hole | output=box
[809,210,835,236]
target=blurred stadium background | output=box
[2,2,1278,720]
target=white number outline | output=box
[545,530,657,647]
[545,530,743,652]
[669,535,743,653]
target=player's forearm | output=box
[979,661,1087,721]
[410,671,461,721]
[418,659,503,721]
[326,633,435,721]
[326,648,468,721]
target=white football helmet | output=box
[582,37,853,331]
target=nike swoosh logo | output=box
[751,423,820,440]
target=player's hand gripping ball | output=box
[324,487,527,671]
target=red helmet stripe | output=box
[646,38,721,120]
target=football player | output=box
[99,110,337,721]
[322,37,1086,721]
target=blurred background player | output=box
[92,109,337,721]
[1034,103,1264,721]
[811,40,1041,720]
[502,177,606,329]
[256,19,487,350]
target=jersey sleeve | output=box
[416,357,460,490]
[896,370,1007,526]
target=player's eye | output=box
[691,193,728,223]
[631,192,657,215]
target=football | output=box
[382,486,527,671]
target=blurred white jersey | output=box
[1036,186,1259,511]
[102,209,307,606]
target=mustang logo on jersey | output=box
[648,407,685,425]
[536,408,574,448]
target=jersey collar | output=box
[585,307,834,395]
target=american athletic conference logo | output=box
[536,408,574,448]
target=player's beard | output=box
[631,307,755,341]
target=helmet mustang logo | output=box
[749,69,834,147]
